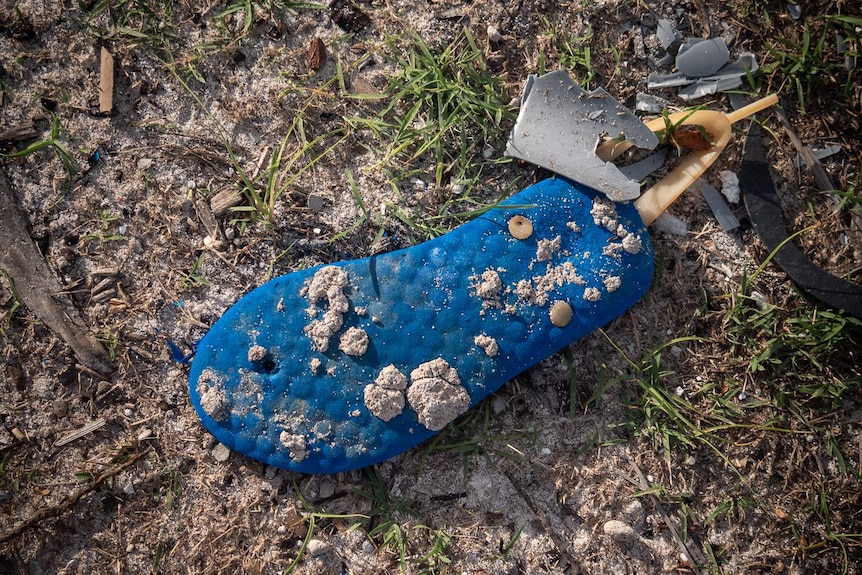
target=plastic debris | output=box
[646,21,759,101]
[506,70,659,201]
[189,178,654,473]
[793,144,842,168]
[656,19,681,51]
[786,3,802,19]
[694,178,740,231]
[742,123,862,319]
[654,212,688,236]
[619,148,668,182]
[635,92,668,114]
[676,38,730,77]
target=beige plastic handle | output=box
[633,93,779,225]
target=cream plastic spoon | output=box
[598,93,779,225]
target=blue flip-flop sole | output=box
[188,178,653,473]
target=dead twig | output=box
[622,458,709,573]
[0,447,151,545]
[0,165,114,375]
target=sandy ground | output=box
[1,0,861,573]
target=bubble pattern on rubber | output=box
[188,178,654,473]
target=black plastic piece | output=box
[741,123,862,319]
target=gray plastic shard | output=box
[505,70,659,201]
[619,147,668,182]
[656,19,681,51]
[647,71,693,89]
[676,38,730,77]
[677,52,759,100]
[694,178,740,231]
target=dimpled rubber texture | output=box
[188,178,654,473]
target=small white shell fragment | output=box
[549,300,573,327]
[508,215,533,239]
[719,169,741,203]
[212,442,231,462]
[306,539,330,557]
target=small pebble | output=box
[621,499,644,528]
[319,478,335,499]
[52,399,69,418]
[137,428,153,441]
[122,481,136,495]
[603,520,636,544]
[487,25,501,43]
[492,395,507,414]
[307,194,325,213]
[212,442,231,462]
[306,539,330,557]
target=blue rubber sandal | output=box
[188,177,653,473]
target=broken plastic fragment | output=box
[619,148,668,182]
[678,76,741,100]
[506,70,659,201]
[656,19,682,51]
[635,92,668,114]
[647,71,694,89]
[677,52,760,100]
[676,38,730,77]
[793,144,842,168]
[786,3,802,19]
[694,178,739,231]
